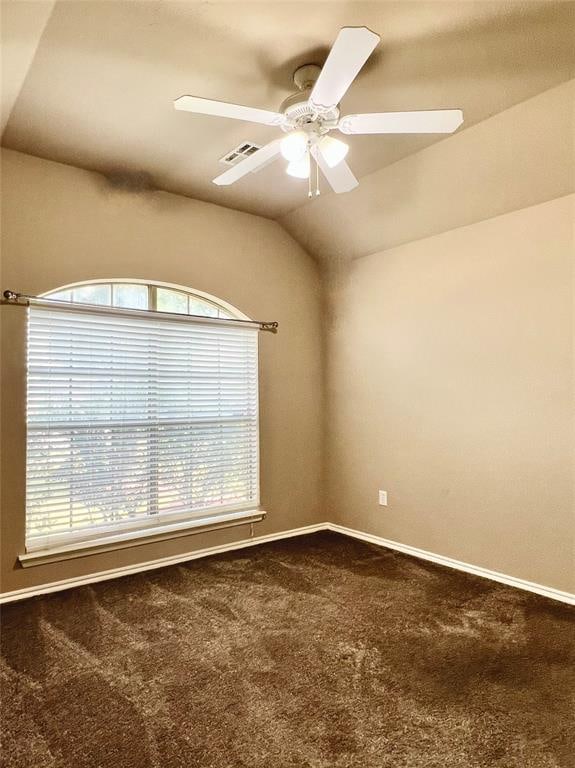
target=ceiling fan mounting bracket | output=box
[292,64,322,91]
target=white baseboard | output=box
[0,523,328,604]
[2,521,573,606]
[327,523,575,606]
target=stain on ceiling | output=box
[2,1,574,219]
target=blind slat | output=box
[26,306,260,549]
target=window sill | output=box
[18,509,266,568]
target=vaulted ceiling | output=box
[2,1,574,219]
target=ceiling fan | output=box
[174,27,463,197]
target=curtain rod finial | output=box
[260,321,279,333]
[3,290,19,302]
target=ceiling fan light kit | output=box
[286,155,311,180]
[280,131,308,162]
[174,26,464,197]
[319,135,349,168]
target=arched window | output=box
[24,280,262,559]
[44,279,240,319]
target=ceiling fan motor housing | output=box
[280,64,340,133]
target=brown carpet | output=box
[1,531,574,768]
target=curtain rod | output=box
[2,290,278,333]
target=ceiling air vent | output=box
[219,142,262,166]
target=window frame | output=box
[21,280,263,565]
[43,279,248,321]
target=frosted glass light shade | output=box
[286,154,310,179]
[318,135,349,167]
[280,131,308,162]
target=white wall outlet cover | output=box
[378,490,388,506]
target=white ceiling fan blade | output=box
[175,95,285,127]
[311,144,358,193]
[310,27,380,111]
[213,139,282,186]
[339,109,464,134]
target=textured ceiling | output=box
[281,79,575,263]
[2,1,574,219]
[0,0,54,132]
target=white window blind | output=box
[26,306,260,551]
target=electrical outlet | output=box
[378,490,388,506]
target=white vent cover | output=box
[219,142,262,166]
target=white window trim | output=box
[42,278,250,320]
[24,499,262,554]
[19,509,266,567]
[25,281,262,560]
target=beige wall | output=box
[293,79,574,595]
[0,1,55,132]
[0,148,324,593]
[2,77,574,598]
[325,194,574,593]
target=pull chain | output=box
[307,152,321,198]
